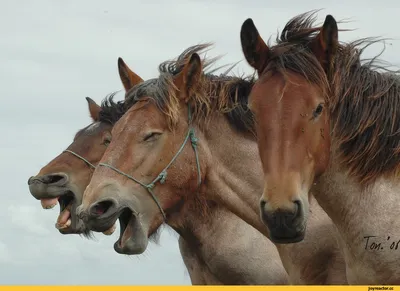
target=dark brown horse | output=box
[78,44,348,284]
[27,96,115,236]
[240,11,400,283]
[27,55,289,285]
[26,57,143,236]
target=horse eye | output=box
[102,135,112,146]
[143,132,161,142]
[313,103,324,117]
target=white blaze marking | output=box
[86,122,101,133]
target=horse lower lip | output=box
[114,214,148,255]
[271,232,305,244]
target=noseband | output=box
[63,150,97,169]
[66,105,201,222]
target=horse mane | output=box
[262,11,330,99]
[96,46,255,220]
[330,42,400,186]
[265,10,400,185]
[122,44,256,134]
[98,91,125,125]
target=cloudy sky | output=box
[1,0,400,285]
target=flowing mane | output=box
[102,44,256,135]
[97,91,124,125]
[263,11,400,185]
[96,46,256,222]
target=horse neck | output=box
[198,112,269,237]
[173,200,287,285]
[310,144,400,283]
[312,143,400,244]
[169,202,225,284]
[178,235,221,285]
[194,113,348,284]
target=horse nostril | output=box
[293,200,302,218]
[31,173,69,186]
[43,174,66,185]
[260,200,269,215]
[88,199,117,218]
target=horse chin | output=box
[269,226,306,244]
[114,208,149,255]
[270,232,305,244]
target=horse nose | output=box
[260,199,304,242]
[260,199,301,225]
[27,176,35,185]
[28,173,69,186]
[28,173,70,200]
[77,198,120,233]
[87,198,119,220]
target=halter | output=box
[96,105,201,222]
[63,150,97,169]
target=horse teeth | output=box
[102,224,116,235]
[43,204,56,209]
[55,219,72,230]
[40,198,59,209]
[65,219,71,227]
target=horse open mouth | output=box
[114,207,148,254]
[40,192,116,235]
[117,208,135,248]
[39,192,75,230]
[56,192,75,231]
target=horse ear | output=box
[118,57,144,92]
[174,53,203,103]
[310,15,338,72]
[85,97,101,122]
[240,18,269,74]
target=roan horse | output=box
[27,56,289,285]
[240,11,400,283]
[78,45,348,284]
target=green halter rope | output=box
[97,104,201,221]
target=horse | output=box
[27,56,289,285]
[240,11,400,283]
[26,57,142,236]
[77,44,348,284]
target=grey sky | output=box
[1,0,400,285]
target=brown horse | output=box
[26,56,144,236]
[27,95,116,236]
[240,11,400,283]
[27,56,288,285]
[78,45,348,284]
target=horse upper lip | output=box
[28,176,36,185]
[81,206,124,233]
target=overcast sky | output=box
[1,0,400,285]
